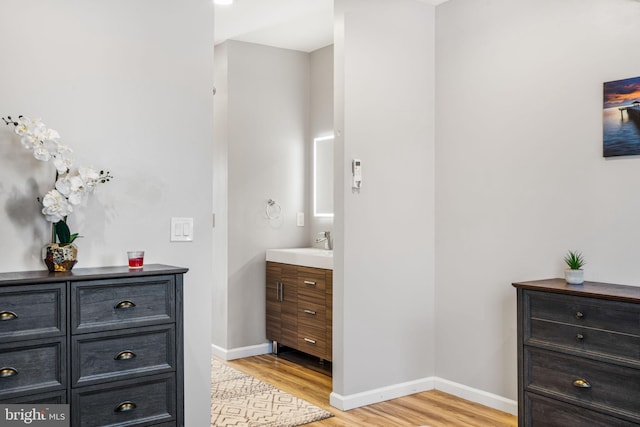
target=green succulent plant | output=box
[564,250,585,270]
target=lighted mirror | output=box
[314,135,334,217]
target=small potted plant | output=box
[564,250,585,285]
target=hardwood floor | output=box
[226,353,518,427]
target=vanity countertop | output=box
[266,247,333,270]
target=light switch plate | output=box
[171,217,194,242]
[296,212,304,227]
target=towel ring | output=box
[266,199,282,220]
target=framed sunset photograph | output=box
[603,76,640,157]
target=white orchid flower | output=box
[3,114,113,240]
[33,145,53,161]
[79,167,101,190]
[53,144,74,173]
[41,189,73,223]
[20,134,38,150]
[56,173,86,205]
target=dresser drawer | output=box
[526,347,640,421]
[0,338,66,400]
[525,392,637,427]
[71,373,176,427]
[0,283,65,341]
[527,291,640,335]
[529,318,640,363]
[1,390,67,404]
[72,276,175,333]
[72,324,176,387]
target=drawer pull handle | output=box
[304,280,317,286]
[575,311,584,320]
[304,309,317,315]
[115,351,137,360]
[304,338,316,344]
[0,311,17,321]
[575,333,584,342]
[114,401,137,413]
[0,367,18,378]
[572,378,591,388]
[114,300,136,309]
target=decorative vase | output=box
[43,243,78,272]
[564,269,584,285]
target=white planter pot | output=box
[565,269,584,285]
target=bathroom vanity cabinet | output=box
[0,264,187,427]
[266,261,332,361]
[513,279,640,427]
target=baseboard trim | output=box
[329,376,517,416]
[433,377,518,416]
[330,377,436,411]
[211,342,272,361]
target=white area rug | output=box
[211,358,333,427]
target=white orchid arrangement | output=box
[3,115,112,245]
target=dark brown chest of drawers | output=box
[0,264,187,427]
[513,279,640,426]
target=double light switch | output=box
[171,217,194,242]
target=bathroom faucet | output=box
[315,231,332,250]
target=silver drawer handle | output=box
[114,300,136,310]
[114,350,137,361]
[572,378,591,388]
[0,367,18,378]
[575,333,584,342]
[0,311,17,321]
[304,280,317,286]
[304,338,316,344]
[575,311,584,320]
[304,309,317,315]
[114,401,137,413]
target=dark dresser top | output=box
[0,264,189,287]
[513,278,640,304]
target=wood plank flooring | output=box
[226,354,518,427]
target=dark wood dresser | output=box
[513,279,640,426]
[0,264,187,426]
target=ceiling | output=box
[214,0,449,53]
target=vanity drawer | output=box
[72,324,176,387]
[0,283,66,341]
[72,276,175,333]
[526,346,640,420]
[72,373,176,427]
[527,291,640,335]
[529,318,640,363]
[298,268,326,295]
[298,325,327,359]
[0,338,66,400]
[298,295,327,327]
[525,392,637,427]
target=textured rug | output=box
[211,358,333,427]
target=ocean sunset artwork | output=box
[603,76,640,157]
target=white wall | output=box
[213,42,230,349]
[214,41,311,352]
[0,1,214,425]
[310,45,335,241]
[436,0,640,404]
[332,0,436,408]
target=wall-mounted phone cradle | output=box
[352,158,362,191]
